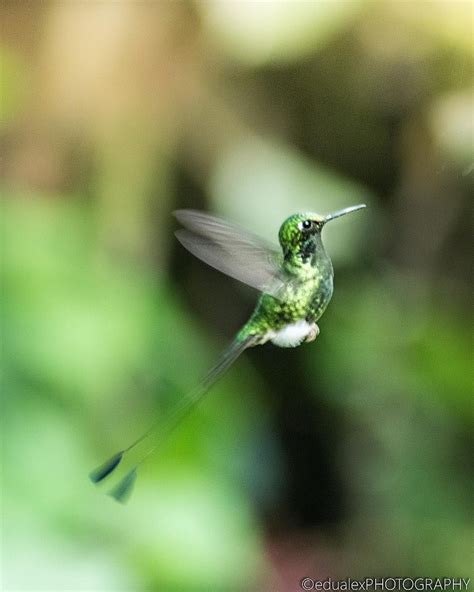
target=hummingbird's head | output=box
[278,204,366,262]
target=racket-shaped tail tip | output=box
[89,451,124,484]
[108,467,137,504]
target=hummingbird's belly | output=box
[240,274,333,346]
[268,319,315,348]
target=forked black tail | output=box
[89,335,257,503]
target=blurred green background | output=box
[1,2,472,591]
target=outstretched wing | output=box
[174,210,286,297]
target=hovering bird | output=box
[90,204,366,502]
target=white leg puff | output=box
[305,323,320,343]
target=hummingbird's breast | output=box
[294,270,334,323]
[239,267,334,344]
[307,272,334,321]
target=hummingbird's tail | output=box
[89,334,257,503]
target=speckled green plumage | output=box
[239,273,332,340]
[91,205,365,502]
[239,213,333,342]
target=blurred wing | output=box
[174,210,286,297]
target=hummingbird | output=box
[90,203,366,502]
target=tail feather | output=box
[160,334,257,432]
[89,334,257,500]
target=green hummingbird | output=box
[90,204,366,502]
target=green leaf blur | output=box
[1,1,472,590]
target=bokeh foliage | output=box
[1,2,472,591]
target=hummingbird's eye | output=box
[301,219,312,230]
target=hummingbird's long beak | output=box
[324,204,366,223]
